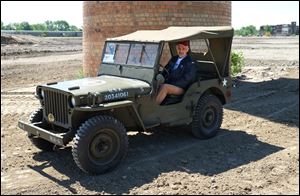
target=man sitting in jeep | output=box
[156,41,197,105]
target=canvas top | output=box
[107,26,234,42]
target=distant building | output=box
[260,21,299,36]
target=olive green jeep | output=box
[18,26,234,175]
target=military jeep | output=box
[18,26,234,175]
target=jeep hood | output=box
[39,75,151,96]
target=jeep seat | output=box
[196,60,218,80]
[160,94,184,105]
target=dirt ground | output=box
[1,34,299,195]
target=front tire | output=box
[72,115,129,175]
[192,94,223,139]
[28,108,54,151]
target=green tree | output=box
[2,20,81,32]
[45,20,56,31]
[263,25,272,35]
[16,22,33,30]
[69,25,80,31]
[54,20,70,31]
[31,23,47,31]
[235,25,258,36]
[3,23,17,30]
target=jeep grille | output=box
[44,90,69,127]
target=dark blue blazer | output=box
[162,55,197,90]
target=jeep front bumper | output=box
[18,120,65,146]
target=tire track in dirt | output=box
[1,52,82,92]
[1,74,298,194]
[2,111,296,195]
[1,94,40,115]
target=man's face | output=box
[176,44,189,58]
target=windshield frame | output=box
[101,41,162,69]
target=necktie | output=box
[173,58,182,70]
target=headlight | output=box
[71,97,76,107]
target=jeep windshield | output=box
[102,42,159,68]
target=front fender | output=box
[74,100,146,131]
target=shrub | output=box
[264,32,271,37]
[41,32,48,37]
[77,67,84,79]
[231,51,245,76]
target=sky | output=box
[1,1,299,29]
[232,1,299,29]
[1,1,83,28]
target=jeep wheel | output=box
[192,94,223,139]
[28,108,54,151]
[72,115,129,175]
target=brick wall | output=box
[83,1,231,76]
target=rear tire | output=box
[192,94,223,139]
[28,108,54,151]
[72,115,128,175]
